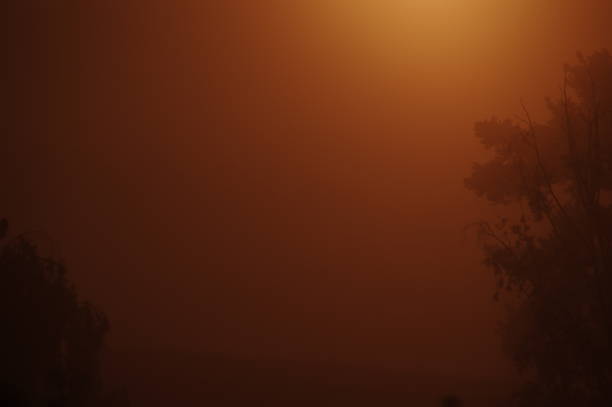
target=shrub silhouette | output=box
[0,219,110,406]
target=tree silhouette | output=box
[0,219,111,406]
[465,50,612,406]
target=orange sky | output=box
[5,0,612,380]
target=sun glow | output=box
[315,0,524,66]
[330,0,474,28]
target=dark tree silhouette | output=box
[465,50,612,406]
[0,219,111,406]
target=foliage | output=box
[465,50,612,406]
[0,220,111,406]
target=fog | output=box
[5,1,612,404]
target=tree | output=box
[465,50,612,406]
[0,219,111,406]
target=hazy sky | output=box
[5,0,612,379]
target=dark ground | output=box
[104,349,515,406]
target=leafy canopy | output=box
[466,50,612,406]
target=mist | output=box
[5,1,612,405]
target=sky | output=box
[5,0,612,381]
